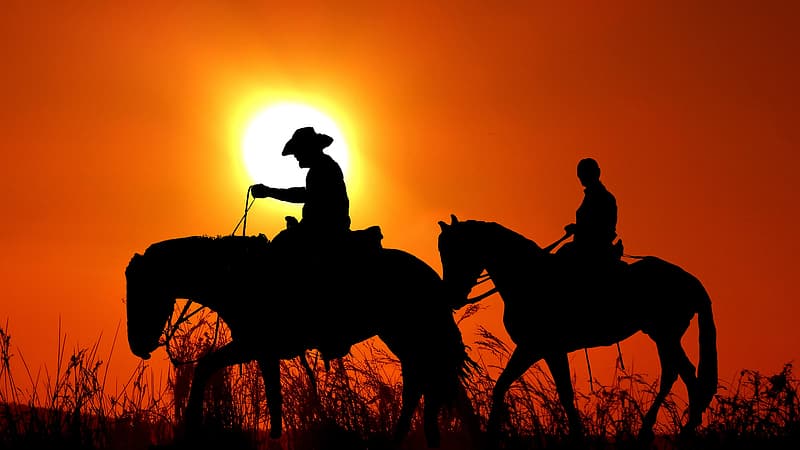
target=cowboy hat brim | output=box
[282,127,333,156]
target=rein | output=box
[466,272,499,304]
[159,187,255,366]
[233,186,256,236]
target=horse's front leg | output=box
[258,357,283,439]
[185,341,251,432]
[488,345,541,443]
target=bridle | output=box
[463,272,498,305]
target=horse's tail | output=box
[695,282,718,414]
[438,311,474,398]
[437,307,482,437]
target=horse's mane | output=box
[142,234,270,265]
[462,220,543,254]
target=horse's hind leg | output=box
[672,345,703,434]
[640,338,681,441]
[423,388,442,448]
[394,366,422,444]
[393,361,443,448]
[545,353,584,438]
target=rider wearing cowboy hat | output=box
[250,126,351,235]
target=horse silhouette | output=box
[437,215,717,442]
[125,234,472,447]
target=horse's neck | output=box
[482,224,545,289]
[152,256,227,310]
[484,224,542,264]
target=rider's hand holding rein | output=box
[250,183,273,199]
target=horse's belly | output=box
[504,306,640,353]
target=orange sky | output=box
[1,2,798,391]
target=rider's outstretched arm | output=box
[250,184,307,203]
[266,186,307,203]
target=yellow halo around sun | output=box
[242,102,349,187]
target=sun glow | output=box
[242,102,350,187]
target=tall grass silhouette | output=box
[1,309,798,449]
[0,320,172,449]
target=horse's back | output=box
[362,248,443,299]
[379,248,440,279]
[627,256,705,294]
[625,256,711,330]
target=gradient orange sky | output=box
[1,2,798,390]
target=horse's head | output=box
[437,215,487,309]
[125,252,175,360]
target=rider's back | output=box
[303,153,351,232]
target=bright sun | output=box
[242,102,349,187]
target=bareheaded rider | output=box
[558,157,619,266]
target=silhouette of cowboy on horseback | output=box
[552,158,623,271]
[249,126,379,363]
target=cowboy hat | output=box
[282,126,334,156]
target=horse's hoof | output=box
[487,407,504,429]
[567,420,585,438]
[638,428,655,443]
[182,419,201,439]
[567,431,586,445]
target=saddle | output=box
[284,216,382,249]
[275,218,384,273]
[556,238,627,286]
[346,225,383,252]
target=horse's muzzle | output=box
[130,343,153,360]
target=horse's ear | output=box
[126,253,144,277]
[450,214,459,224]
[438,220,448,231]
